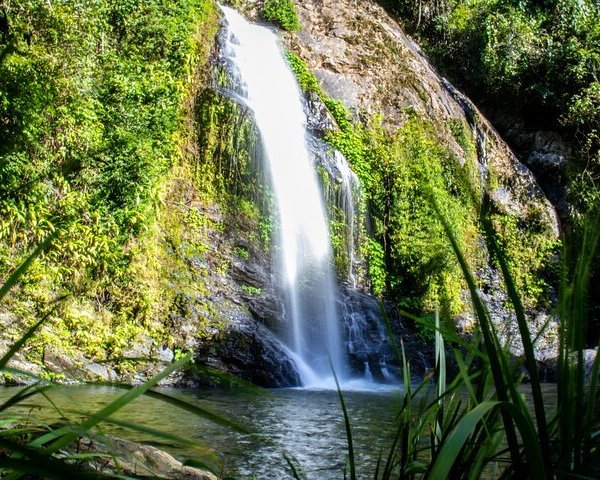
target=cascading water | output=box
[219,6,345,386]
[317,146,363,288]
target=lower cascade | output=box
[219,6,348,387]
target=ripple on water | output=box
[0,384,557,479]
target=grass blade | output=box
[429,193,523,470]
[41,355,193,450]
[481,204,551,476]
[429,401,500,479]
[453,350,478,404]
[118,388,249,433]
[75,414,216,455]
[0,438,113,479]
[398,308,483,357]
[2,355,194,480]
[331,362,356,480]
[0,385,53,414]
[283,451,308,480]
[434,305,446,451]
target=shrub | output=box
[262,0,300,31]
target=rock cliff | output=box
[216,0,560,369]
[1,0,561,387]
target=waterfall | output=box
[218,6,345,386]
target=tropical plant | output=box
[262,0,300,31]
[0,234,248,479]
[0,0,221,368]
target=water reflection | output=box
[0,384,556,479]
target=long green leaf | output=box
[0,438,112,479]
[398,308,483,357]
[41,355,193,450]
[481,204,551,476]
[331,363,356,480]
[140,389,249,433]
[430,194,523,470]
[3,355,193,480]
[453,350,478,404]
[434,305,446,450]
[0,384,52,414]
[73,414,217,456]
[283,451,308,480]
[501,402,546,480]
[429,401,500,479]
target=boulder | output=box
[78,436,217,480]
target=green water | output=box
[0,384,557,479]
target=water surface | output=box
[0,384,557,479]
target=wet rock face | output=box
[483,108,571,225]
[188,0,562,386]
[229,244,282,332]
[197,317,301,387]
[456,266,560,365]
[528,132,570,171]
[538,348,597,383]
[161,195,299,387]
[339,287,434,381]
[304,90,336,135]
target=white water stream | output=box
[219,6,346,386]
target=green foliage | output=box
[286,52,320,92]
[325,112,479,315]
[233,245,250,260]
[196,88,262,199]
[262,0,300,31]
[241,284,262,295]
[366,239,386,297]
[289,44,557,314]
[1,0,214,238]
[447,118,476,159]
[490,211,561,305]
[258,213,274,250]
[0,0,220,365]
[328,215,348,274]
[389,0,600,217]
[195,86,275,257]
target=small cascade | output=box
[364,362,373,382]
[328,150,362,287]
[310,139,364,287]
[218,6,345,385]
[338,289,391,382]
[381,361,395,382]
